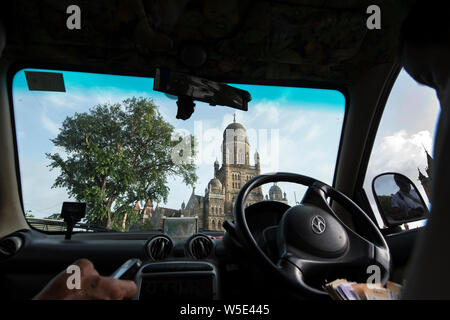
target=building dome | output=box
[269,183,283,200]
[223,121,247,139]
[208,177,222,191]
[225,121,246,131]
[222,115,251,166]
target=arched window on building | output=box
[218,220,221,229]
[211,219,215,230]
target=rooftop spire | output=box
[233,113,236,123]
[422,145,432,160]
[418,168,425,179]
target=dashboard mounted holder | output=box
[60,202,87,240]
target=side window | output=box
[363,69,440,229]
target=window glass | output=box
[364,69,440,228]
[12,68,345,233]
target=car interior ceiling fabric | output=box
[0,20,5,55]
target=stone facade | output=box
[133,199,182,230]
[181,119,291,231]
[137,118,289,232]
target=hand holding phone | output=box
[110,258,142,280]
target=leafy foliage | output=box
[46,97,197,230]
[45,213,61,220]
[25,210,34,218]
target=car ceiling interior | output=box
[2,0,445,299]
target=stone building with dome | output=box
[180,117,288,231]
[265,183,288,205]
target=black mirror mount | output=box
[372,173,430,227]
[153,68,251,120]
[60,202,87,240]
[175,95,195,120]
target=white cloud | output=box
[41,112,60,135]
[368,130,433,180]
[252,100,281,124]
[305,124,320,142]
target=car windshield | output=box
[12,68,345,234]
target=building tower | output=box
[418,149,433,202]
[183,116,265,231]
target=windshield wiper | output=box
[73,222,116,232]
[27,218,115,233]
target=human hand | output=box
[33,258,137,300]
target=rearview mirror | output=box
[372,173,429,226]
[153,68,251,119]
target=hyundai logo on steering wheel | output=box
[311,215,327,234]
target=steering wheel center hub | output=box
[280,204,349,258]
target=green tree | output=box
[46,97,197,230]
[45,213,61,220]
[25,210,34,218]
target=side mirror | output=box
[372,173,429,227]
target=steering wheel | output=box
[232,172,391,297]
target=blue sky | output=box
[12,68,345,219]
[13,69,345,107]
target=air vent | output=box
[187,234,213,259]
[146,235,173,261]
[0,236,23,258]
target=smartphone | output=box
[110,258,142,280]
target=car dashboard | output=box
[0,201,291,300]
